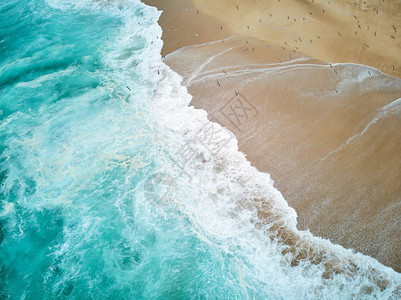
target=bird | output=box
[217,80,221,86]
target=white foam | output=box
[41,0,401,297]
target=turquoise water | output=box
[1,0,400,299]
[0,0,247,298]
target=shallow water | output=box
[0,1,400,299]
[166,35,401,273]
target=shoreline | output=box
[143,0,401,272]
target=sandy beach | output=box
[143,0,401,272]
[4,0,401,297]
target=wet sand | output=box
[144,0,401,272]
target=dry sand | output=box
[143,0,401,272]
[193,0,401,79]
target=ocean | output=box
[0,0,400,298]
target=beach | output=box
[2,0,401,297]
[144,0,401,272]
